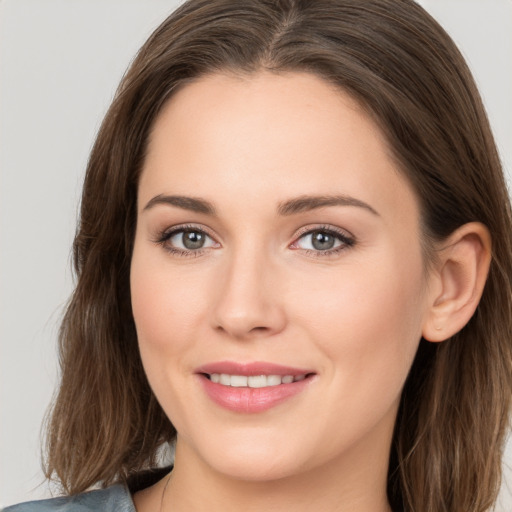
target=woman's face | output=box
[131,71,432,482]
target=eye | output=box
[291,226,355,257]
[155,225,218,257]
[155,224,354,258]
[169,229,215,250]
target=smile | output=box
[196,362,315,413]
[207,373,307,387]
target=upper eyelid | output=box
[164,223,214,236]
[294,224,354,240]
[160,223,354,246]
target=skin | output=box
[130,71,490,512]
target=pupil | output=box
[183,230,204,250]
[312,231,335,250]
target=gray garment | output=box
[2,466,171,512]
[2,484,136,512]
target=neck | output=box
[163,436,393,512]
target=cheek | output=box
[130,246,198,382]
[293,246,426,390]
[132,275,197,348]
[288,253,426,455]
[130,241,208,351]
[130,246,206,429]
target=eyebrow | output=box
[277,194,379,216]
[143,193,379,217]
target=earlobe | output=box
[422,222,491,343]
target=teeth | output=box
[230,375,248,387]
[267,375,281,386]
[248,375,267,388]
[209,373,306,387]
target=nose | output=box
[211,245,287,340]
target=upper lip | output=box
[195,361,314,377]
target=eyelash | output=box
[154,223,355,259]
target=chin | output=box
[211,454,302,483]
[180,429,307,483]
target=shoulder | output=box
[2,484,135,512]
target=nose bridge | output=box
[212,238,286,339]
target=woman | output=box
[5,0,512,511]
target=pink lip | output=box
[195,361,312,376]
[195,361,315,413]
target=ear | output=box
[422,222,491,343]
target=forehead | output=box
[139,71,419,226]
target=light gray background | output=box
[1,0,511,508]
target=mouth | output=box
[195,361,316,413]
[203,373,310,387]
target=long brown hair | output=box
[44,1,512,510]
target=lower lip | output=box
[198,375,312,413]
